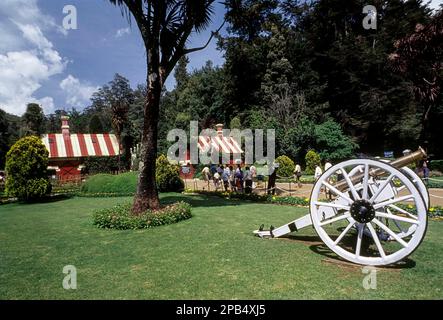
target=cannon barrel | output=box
[334,147,427,191]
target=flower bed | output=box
[93,201,192,230]
[397,203,443,219]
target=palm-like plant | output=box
[109,0,219,213]
[389,10,442,141]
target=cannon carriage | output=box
[254,148,429,266]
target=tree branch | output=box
[183,19,226,54]
[164,19,226,78]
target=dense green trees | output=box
[219,0,441,158]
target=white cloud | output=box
[60,75,98,109]
[0,25,66,115]
[116,27,131,38]
[0,0,68,36]
[429,0,443,11]
[0,0,69,115]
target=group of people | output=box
[202,164,257,193]
[201,161,336,194]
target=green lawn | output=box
[0,194,442,299]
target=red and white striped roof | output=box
[42,134,120,159]
[197,135,243,154]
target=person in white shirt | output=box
[324,160,333,199]
[213,171,221,190]
[202,166,211,190]
[294,164,302,188]
[222,166,230,191]
[314,165,323,181]
[324,160,332,172]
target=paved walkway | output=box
[184,179,443,207]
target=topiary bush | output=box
[156,154,184,192]
[275,155,295,178]
[81,172,138,194]
[305,150,321,175]
[5,136,51,201]
[93,201,192,230]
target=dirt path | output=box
[184,179,443,207]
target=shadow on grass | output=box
[161,194,252,208]
[309,243,416,269]
[7,194,74,205]
[280,234,416,269]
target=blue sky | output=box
[0,0,442,116]
[0,0,227,115]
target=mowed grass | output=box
[0,194,442,300]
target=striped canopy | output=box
[197,135,243,154]
[42,134,120,159]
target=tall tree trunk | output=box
[132,66,162,214]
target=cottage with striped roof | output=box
[179,124,244,179]
[41,116,121,182]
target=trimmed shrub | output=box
[5,136,51,201]
[93,201,192,230]
[156,154,184,192]
[81,172,137,194]
[275,155,295,178]
[427,179,443,189]
[305,150,321,175]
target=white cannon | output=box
[254,148,429,266]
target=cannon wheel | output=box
[310,159,427,266]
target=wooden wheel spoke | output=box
[375,212,419,225]
[313,201,350,211]
[319,213,351,227]
[373,195,414,209]
[340,167,360,200]
[372,219,408,248]
[333,220,355,245]
[388,204,418,220]
[367,223,386,259]
[321,181,353,204]
[355,224,364,258]
[362,164,369,200]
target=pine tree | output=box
[22,103,45,136]
[174,56,190,92]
